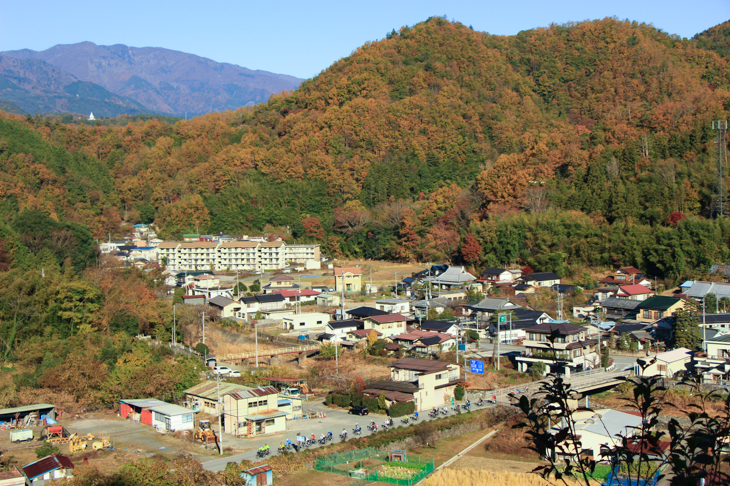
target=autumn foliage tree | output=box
[460,233,482,265]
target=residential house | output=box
[705,334,730,360]
[600,266,648,287]
[324,320,364,343]
[635,348,693,378]
[547,409,642,462]
[262,274,298,294]
[23,455,74,485]
[488,309,551,343]
[184,381,257,415]
[637,296,686,323]
[471,297,521,319]
[418,320,460,336]
[222,386,286,437]
[697,313,730,330]
[521,272,561,288]
[282,312,330,331]
[192,274,234,300]
[315,293,341,307]
[390,330,456,354]
[347,328,382,342]
[481,268,514,283]
[274,288,321,304]
[334,267,363,293]
[412,298,448,318]
[345,306,388,320]
[685,281,730,302]
[513,283,536,295]
[610,323,654,348]
[362,358,461,412]
[208,296,241,319]
[615,284,655,301]
[241,465,273,486]
[422,266,476,290]
[364,314,408,339]
[599,297,641,320]
[149,403,196,432]
[413,264,449,279]
[375,299,411,314]
[433,290,467,302]
[516,322,599,375]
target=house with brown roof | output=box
[600,266,652,287]
[516,322,599,375]
[363,358,461,412]
[23,455,74,485]
[391,330,457,353]
[262,274,298,294]
[364,313,408,338]
[334,267,363,292]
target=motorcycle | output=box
[381,423,390,432]
[401,417,409,425]
[353,426,362,436]
[410,413,419,421]
[256,449,269,458]
[325,432,333,442]
[441,408,449,415]
[476,398,484,407]
[340,432,348,440]
[306,438,316,446]
[428,410,438,418]
[367,423,377,432]
[318,437,327,445]
[278,446,286,454]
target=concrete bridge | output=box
[218,344,320,366]
[472,368,632,408]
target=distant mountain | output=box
[1,42,303,116]
[0,55,149,116]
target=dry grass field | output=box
[425,469,587,486]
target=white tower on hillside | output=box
[88,112,95,121]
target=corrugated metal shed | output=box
[185,381,254,400]
[120,399,168,409]
[149,404,194,417]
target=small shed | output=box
[119,398,169,425]
[241,464,273,486]
[0,403,55,428]
[0,466,25,486]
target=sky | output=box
[1,0,729,80]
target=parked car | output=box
[348,406,369,416]
[213,366,241,378]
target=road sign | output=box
[470,360,484,374]
[451,397,455,406]
[499,315,506,323]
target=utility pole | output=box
[712,120,728,218]
[216,373,223,455]
[496,313,502,371]
[202,312,206,344]
[339,265,345,321]
[703,298,707,353]
[255,322,259,369]
[172,304,176,348]
[394,273,397,297]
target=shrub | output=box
[35,441,60,458]
[377,393,387,410]
[530,362,547,379]
[363,396,380,413]
[454,385,465,401]
[195,343,209,356]
[332,393,351,408]
[351,394,363,406]
[388,402,416,417]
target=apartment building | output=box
[285,245,321,269]
[156,241,320,272]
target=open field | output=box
[425,469,587,486]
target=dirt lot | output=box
[267,259,425,290]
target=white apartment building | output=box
[157,241,320,272]
[285,245,321,270]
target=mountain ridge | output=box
[1,41,303,116]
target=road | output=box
[199,397,495,472]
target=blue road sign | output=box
[470,360,484,374]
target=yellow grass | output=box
[425,468,585,486]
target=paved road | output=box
[200,398,495,472]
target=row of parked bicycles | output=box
[257,397,498,458]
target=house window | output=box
[265,419,275,425]
[658,364,667,372]
[435,373,443,380]
[643,310,652,319]
[182,414,193,423]
[154,412,163,422]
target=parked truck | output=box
[10,429,34,443]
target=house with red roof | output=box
[390,330,456,352]
[615,284,655,301]
[274,288,321,303]
[600,266,652,287]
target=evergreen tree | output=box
[672,308,702,350]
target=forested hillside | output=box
[2,17,730,282]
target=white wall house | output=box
[149,403,195,432]
[282,313,330,331]
[375,299,411,314]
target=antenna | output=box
[712,120,728,218]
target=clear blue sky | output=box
[1,0,728,79]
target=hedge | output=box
[332,393,351,408]
[388,402,416,417]
[454,385,465,401]
[351,394,363,406]
[363,396,380,413]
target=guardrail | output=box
[218,344,320,362]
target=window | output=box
[643,310,652,319]
[264,419,275,425]
[658,364,667,372]
[182,414,193,423]
[154,412,163,422]
[435,373,443,380]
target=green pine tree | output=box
[672,308,702,351]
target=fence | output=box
[314,447,435,485]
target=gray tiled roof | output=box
[601,297,641,310]
[686,281,730,299]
